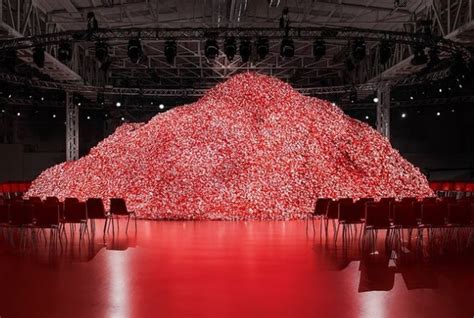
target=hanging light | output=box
[256,37,269,60]
[313,38,326,61]
[280,37,294,58]
[128,38,143,64]
[352,38,366,61]
[224,37,237,61]
[379,40,392,65]
[239,38,252,62]
[95,41,108,63]
[164,40,177,64]
[58,41,73,63]
[33,46,45,68]
[205,38,219,60]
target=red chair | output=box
[34,203,61,245]
[110,198,137,232]
[307,198,331,235]
[61,201,88,239]
[362,202,392,252]
[86,198,111,235]
[337,200,364,243]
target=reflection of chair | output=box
[358,254,395,292]
[110,198,137,232]
[86,198,111,235]
[306,198,331,235]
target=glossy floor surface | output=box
[0,220,474,318]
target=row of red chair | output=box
[308,197,474,250]
[0,197,137,245]
[0,182,31,194]
[430,181,474,193]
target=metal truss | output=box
[65,91,79,161]
[376,84,391,139]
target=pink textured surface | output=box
[26,73,433,220]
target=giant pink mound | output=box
[26,73,433,220]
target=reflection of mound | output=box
[26,73,433,220]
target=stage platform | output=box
[0,219,473,318]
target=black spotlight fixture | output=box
[33,46,45,68]
[205,38,219,60]
[87,12,98,32]
[427,46,440,68]
[58,41,72,63]
[164,40,177,64]
[280,37,294,58]
[349,87,357,103]
[379,40,392,65]
[97,92,105,105]
[224,37,237,61]
[410,44,427,65]
[128,38,143,64]
[95,41,108,63]
[2,48,17,73]
[352,37,366,61]
[313,38,326,61]
[256,37,269,60]
[239,38,252,63]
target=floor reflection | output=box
[0,220,472,318]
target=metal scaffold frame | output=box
[66,91,79,161]
[376,84,391,139]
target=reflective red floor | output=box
[0,220,473,318]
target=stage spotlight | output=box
[87,12,98,32]
[379,40,392,64]
[352,38,366,61]
[224,37,237,61]
[95,41,108,63]
[159,103,165,110]
[313,38,326,61]
[87,115,91,120]
[280,37,294,58]
[97,93,105,105]
[128,38,143,64]
[121,116,125,121]
[205,39,219,60]
[349,88,357,103]
[16,112,21,117]
[116,101,121,107]
[239,38,252,62]
[164,40,177,64]
[256,37,269,60]
[33,46,45,68]
[401,112,407,118]
[365,115,369,120]
[410,44,427,65]
[436,111,441,116]
[58,41,72,63]
[373,97,379,103]
[52,114,57,119]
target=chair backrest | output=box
[86,198,106,219]
[35,204,60,227]
[400,197,417,204]
[338,200,363,223]
[326,200,339,219]
[45,196,59,204]
[422,197,438,203]
[9,203,34,226]
[64,201,87,221]
[421,203,447,227]
[392,202,418,227]
[27,196,42,204]
[365,202,390,228]
[0,204,9,223]
[447,203,470,225]
[110,198,128,215]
